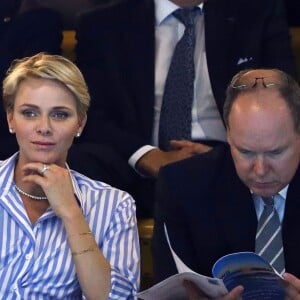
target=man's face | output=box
[227,89,300,198]
[168,0,204,8]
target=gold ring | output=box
[40,164,50,175]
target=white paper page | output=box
[164,223,195,274]
[138,271,227,300]
[136,224,228,299]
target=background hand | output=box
[137,140,212,177]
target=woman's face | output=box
[7,77,86,167]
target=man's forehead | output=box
[228,90,293,134]
[242,69,280,78]
[231,88,284,111]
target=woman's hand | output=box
[21,162,79,218]
[21,162,111,299]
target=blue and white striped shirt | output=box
[0,153,140,299]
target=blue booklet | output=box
[212,252,285,299]
[137,226,285,299]
[138,252,285,300]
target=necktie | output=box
[159,8,200,150]
[255,196,285,274]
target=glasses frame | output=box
[231,73,287,90]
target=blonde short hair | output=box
[2,52,90,121]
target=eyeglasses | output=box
[231,72,286,90]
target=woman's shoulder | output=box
[70,169,135,204]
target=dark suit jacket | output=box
[285,0,300,26]
[152,144,300,282]
[0,7,63,159]
[75,0,295,160]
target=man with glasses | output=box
[153,68,300,298]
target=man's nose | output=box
[253,156,268,177]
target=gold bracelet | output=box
[68,231,92,239]
[71,245,98,257]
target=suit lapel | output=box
[123,0,155,138]
[109,0,155,140]
[282,167,300,277]
[203,0,238,115]
[214,153,257,253]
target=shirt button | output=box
[25,253,33,260]
[12,284,18,291]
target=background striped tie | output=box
[255,196,285,274]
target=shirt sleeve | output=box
[103,192,140,299]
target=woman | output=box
[0,53,140,299]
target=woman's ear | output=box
[6,110,14,131]
[77,114,87,136]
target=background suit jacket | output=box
[152,144,300,282]
[75,0,295,160]
[0,7,63,159]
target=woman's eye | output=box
[51,111,69,119]
[21,110,37,118]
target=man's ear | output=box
[295,134,300,153]
[226,128,231,145]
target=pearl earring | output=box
[9,128,14,134]
[76,132,81,138]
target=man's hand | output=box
[168,140,212,153]
[136,140,212,177]
[283,273,300,299]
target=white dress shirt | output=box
[129,0,226,169]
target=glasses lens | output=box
[232,72,284,90]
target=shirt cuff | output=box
[128,145,157,176]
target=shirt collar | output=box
[278,185,288,200]
[0,152,18,195]
[155,0,203,26]
[252,185,288,217]
[251,185,288,201]
[64,164,84,208]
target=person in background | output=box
[284,0,300,27]
[71,0,296,218]
[152,68,300,298]
[0,0,63,159]
[0,53,139,299]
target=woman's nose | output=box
[36,117,52,135]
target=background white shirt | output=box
[129,0,226,169]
